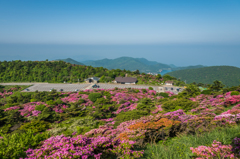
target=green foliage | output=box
[46,100,57,105]
[168,66,240,87]
[0,131,50,159]
[158,92,169,98]
[142,89,147,93]
[163,74,176,81]
[178,84,201,98]
[114,110,149,126]
[35,104,46,111]
[48,116,103,136]
[92,104,116,119]
[148,87,153,90]
[88,93,102,102]
[201,90,212,95]
[137,98,155,113]
[208,80,225,92]
[231,91,240,96]
[0,60,134,83]
[162,98,198,112]
[19,120,51,133]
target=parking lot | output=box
[22,83,91,92]
[1,83,184,93]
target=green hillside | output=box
[171,65,205,71]
[82,57,206,73]
[0,60,181,85]
[168,66,240,87]
[83,57,172,73]
[56,58,85,65]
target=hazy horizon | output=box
[0,0,240,67]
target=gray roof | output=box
[115,77,137,83]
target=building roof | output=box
[165,81,174,84]
[115,77,137,83]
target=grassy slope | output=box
[144,125,240,159]
[167,66,240,87]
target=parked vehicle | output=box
[92,84,100,88]
[59,89,63,92]
[25,88,29,91]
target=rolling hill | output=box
[167,66,240,87]
[82,57,171,73]
[56,58,85,65]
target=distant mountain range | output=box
[56,58,85,65]
[167,66,240,87]
[81,57,205,73]
[57,57,205,74]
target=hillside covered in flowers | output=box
[1,84,240,158]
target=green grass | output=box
[143,125,240,159]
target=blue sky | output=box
[0,0,240,67]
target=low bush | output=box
[34,104,46,111]
[0,131,50,159]
[19,120,51,133]
[114,110,149,126]
[158,92,169,98]
[48,116,104,136]
[162,98,198,112]
[231,91,240,96]
[88,93,102,102]
[201,90,212,95]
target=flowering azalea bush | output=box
[1,86,240,158]
[190,140,235,159]
[24,135,144,159]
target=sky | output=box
[0,0,240,67]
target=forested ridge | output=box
[0,60,186,86]
[0,60,134,83]
[168,66,240,87]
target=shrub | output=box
[158,92,169,98]
[190,140,234,159]
[231,91,240,96]
[142,89,147,93]
[201,90,212,95]
[48,116,104,136]
[88,93,102,102]
[162,98,198,112]
[135,89,140,93]
[35,104,46,111]
[92,104,116,119]
[30,99,38,102]
[149,87,153,90]
[0,131,50,159]
[46,100,57,105]
[19,120,51,133]
[78,91,89,95]
[114,110,149,126]
[137,98,155,113]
